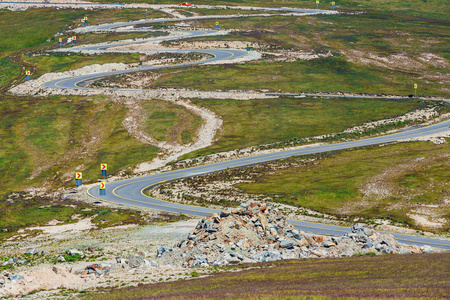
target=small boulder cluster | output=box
[1,248,43,268]
[156,202,433,267]
[77,254,159,277]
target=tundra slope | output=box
[10,6,450,249]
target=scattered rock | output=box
[9,275,22,281]
[25,248,39,255]
[421,245,433,254]
[157,202,427,267]
[127,256,145,269]
[85,263,111,277]
[68,249,83,257]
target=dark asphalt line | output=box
[32,12,450,250]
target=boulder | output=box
[127,256,145,268]
[421,245,433,254]
[279,240,295,249]
[68,249,83,256]
[362,241,373,249]
[9,275,22,281]
[25,248,39,255]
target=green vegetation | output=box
[90,0,450,20]
[0,57,21,90]
[0,95,160,194]
[24,52,142,78]
[1,0,448,234]
[142,100,203,145]
[0,8,166,57]
[184,97,435,157]
[153,10,450,97]
[0,8,167,89]
[237,141,450,231]
[84,253,450,299]
[0,191,188,240]
[154,58,404,94]
[0,193,138,240]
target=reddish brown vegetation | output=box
[88,253,450,299]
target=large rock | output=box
[68,249,83,257]
[25,248,39,255]
[155,202,426,267]
[127,256,145,268]
[279,239,295,249]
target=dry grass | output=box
[85,253,450,299]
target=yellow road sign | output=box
[59,38,62,42]
[26,71,30,75]
[101,163,107,170]
[316,0,319,3]
[72,36,76,40]
[332,1,335,4]
[100,182,106,189]
[414,83,417,89]
[76,172,82,179]
[216,21,219,25]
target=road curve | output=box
[87,118,450,250]
[32,8,449,249]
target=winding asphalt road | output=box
[87,118,450,250]
[33,8,450,249]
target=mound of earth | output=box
[157,202,432,267]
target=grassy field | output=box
[142,101,203,145]
[84,253,450,299]
[90,0,450,20]
[152,10,450,97]
[23,52,141,78]
[0,8,168,89]
[153,57,445,96]
[0,95,160,194]
[236,141,450,231]
[182,97,445,157]
[0,190,187,244]
[0,8,166,57]
[1,0,449,234]
[0,195,137,241]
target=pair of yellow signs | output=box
[75,164,107,179]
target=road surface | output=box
[87,118,450,249]
[30,7,450,250]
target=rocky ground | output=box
[157,202,433,267]
[0,217,199,298]
[0,202,437,299]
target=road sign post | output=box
[414,83,417,97]
[99,182,106,196]
[72,36,76,45]
[75,172,82,186]
[101,163,107,178]
[332,1,335,9]
[316,0,319,8]
[25,70,31,80]
[215,21,219,29]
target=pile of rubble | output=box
[157,202,433,267]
